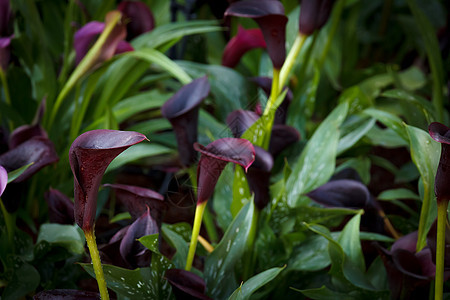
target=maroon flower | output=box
[246,146,273,210]
[45,188,75,225]
[226,109,259,138]
[194,138,255,204]
[224,0,288,69]
[299,0,336,36]
[118,1,155,40]
[165,269,212,300]
[222,25,266,68]
[429,122,450,203]
[69,129,147,232]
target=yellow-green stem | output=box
[263,68,280,116]
[85,229,110,300]
[435,199,448,300]
[0,198,14,246]
[186,201,207,271]
[278,33,307,93]
[0,69,11,106]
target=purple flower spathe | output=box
[118,1,155,41]
[429,122,450,202]
[222,25,266,68]
[0,165,7,197]
[226,109,259,138]
[246,146,273,210]
[165,269,212,300]
[299,0,336,36]
[69,129,147,232]
[161,76,210,167]
[224,0,288,69]
[0,0,12,36]
[194,138,255,204]
[45,188,75,225]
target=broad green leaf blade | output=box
[161,223,191,269]
[287,235,331,272]
[139,234,160,254]
[228,266,285,300]
[2,262,40,300]
[36,224,85,254]
[286,102,349,207]
[204,201,255,299]
[129,49,191,84]
[337,214,365,272]
[378,188,421,201]
[405,124,440,251]
[362,108,408,141]
[294,285,359,300]
[337,117,376,155]
[231,166,252,218]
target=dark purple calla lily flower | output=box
[299,0,336,36]
[119,207,158,268]
[45,188,75,225]
[250,76,293,124]
[246,146,273,210]
[224,0,288,69]
[0,165,6,197]
[0,36,12,72]
[194,138,255,204]
[0,0,12,37]
[33,289,100,300]
[226,109,259,138]
[376,232,436,300]
[165,269,212,300]
[118,1,155,41]
[0,136,59,182]
[222,25,266,68]
[74,11,133,65]
[69,129,147,232]
[161,76,210,167]
[268,124,300,156]
[103,183,166,226]
[428,122,450,203]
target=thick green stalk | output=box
[278,33,307,93]
[263,68,280,116]
[186,201,207,271]
[85,229,110,300]
[435,199,448,300]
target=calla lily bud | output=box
[69,129,147,232]
[225,0,288,69]
[429,122,450,202]
[268,124,300,156]
[118,1,155,40]
[194,138,255,204]
[226,109,259,138]
[0,165,7,197]
[165,269,212,300]
[222,25,266,68]
[299,0,336,36]
[246,146,273,210]
[161,76,210,167]
[45,188,75,225]
[0,0,12,37]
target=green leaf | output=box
[109,212,131,223]
[337,214,365,273]
[129,49,192,85]
[161,223,190,269]
[36,224,85,254]
[212,164,235,230]
[359,232,394,243]
[2,262,40,300]
[405,124,440,251]
[362,108,408,142]
[138,234,160,254]
[106,143,174,173]
[285,102,349,207]
[228,266,285,300]
[294,285,359,300]
[81,263,173,299]
[378,188,421,201]
[335,157,371,185]
[287,235,331,272]
[231,166,252,218]
[6,163,34,183]
[204,201,255,299]
[337,116,376,155]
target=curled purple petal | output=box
[194,138,255,203]
[428,122,450,202]
[165,269,212,300]
[69,129,147,232]
[222,25,266,68]
[33,289,100,300]
[299,0,336,35]
[226,109,259,138]
[0,165,7,197]
[118,1,155,40]
[246,146,273,210]
[0,36,12,72]
[268,124,300,156]
[103,183,166,226]
[74,21,105,65]
[120,207,158,268]
[225,0,287,69]
[0,136,59,182]
[161,76,210,167]
[45,188,75,225]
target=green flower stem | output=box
[85,229,110,300]
[242,207,260,281]
[0,197,14,246]
[0,69,11,106]
[435,199,448,300]
[263,68,280,116]
[186,201,207,271]
[278,33,307,93]
[187,165,219,243]
[47,11,123,130]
